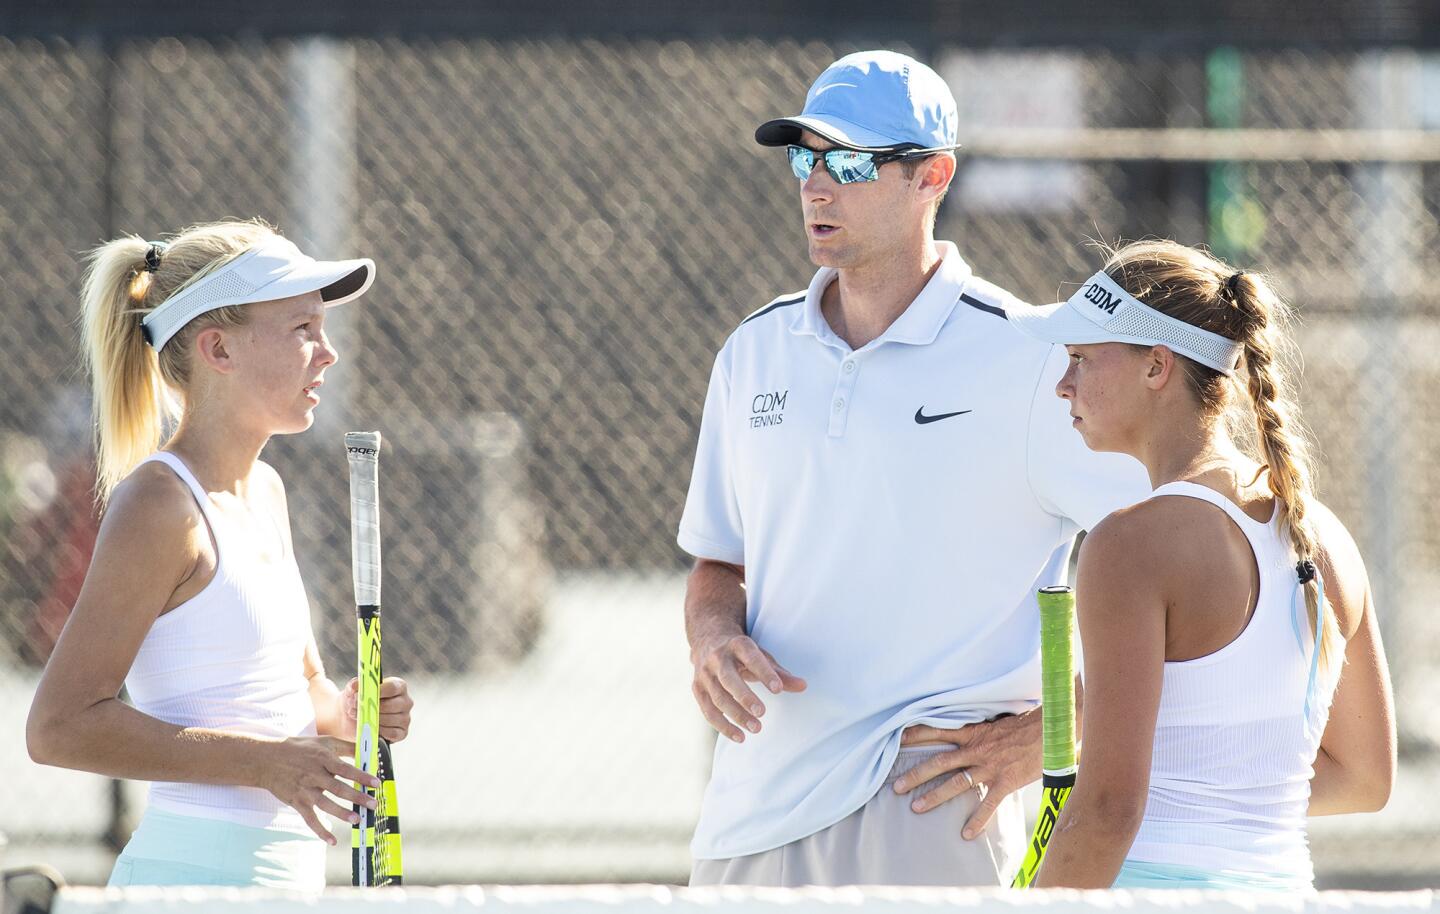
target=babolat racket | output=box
[346,431,402,886]
[1012,585,1077,888]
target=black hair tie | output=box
[1225,271,1244,297]
[1296,559,1317,584]
[144,242,167,273]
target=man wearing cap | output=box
[678,50,1150,886]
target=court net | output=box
[39,885,1440,914]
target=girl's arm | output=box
[1308,507,1396,815]
[28,465,243,778]
[307,635,350,738]
[1035,510,1167,888]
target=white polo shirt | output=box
[678,242,1151,860]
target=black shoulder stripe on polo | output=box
[740,294,805,327]
[960,293,1008,320]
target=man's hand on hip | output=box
[892,709,1043,839]
[691,634,807,743]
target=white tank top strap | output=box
[1147,480,1274,540]
[140,451,223,531]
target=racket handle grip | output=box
[1038,585,1076,775]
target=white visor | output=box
[141,236,375,352]
[1006,271,1245,375]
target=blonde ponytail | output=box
[79,220,278,506]
[1104,240,1343,674]
[80,237,172,505]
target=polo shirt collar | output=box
[790,241,974,348]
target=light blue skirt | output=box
[108,808,326,890]
[1115,859,1310,892]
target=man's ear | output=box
[917,153,956,204]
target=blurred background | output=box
[1,0,1438,891]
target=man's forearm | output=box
[685,559,747,655]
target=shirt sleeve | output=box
[677,343,745,565]
[1027,344,1152,532]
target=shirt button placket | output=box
[828,358,859,438]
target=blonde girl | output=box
[26,221,412,889]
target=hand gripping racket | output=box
[346,431,403,886]
[1011,585,1077,888]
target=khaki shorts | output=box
[690,743,1026,887]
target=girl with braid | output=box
[1004,240,1395,890]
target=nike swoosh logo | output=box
[914,407,973,425]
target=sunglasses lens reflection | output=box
[787,146,816,180]
[825,150,878,183]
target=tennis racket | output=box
[1011,585,1077,888]
[346,431,403,887]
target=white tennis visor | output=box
[1006,270,1245,375]
[141,236,376,352]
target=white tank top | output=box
[123,452,318,830]
[1125,481,1338,882]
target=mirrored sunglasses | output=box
[786,144,932,185]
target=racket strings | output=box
[356,788,394,883]
[370,744,401,886]
[373,781,392,883]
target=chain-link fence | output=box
[1,34,1438,888]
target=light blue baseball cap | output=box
[755,50,959,152]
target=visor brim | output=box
[1005,299,1124,346]
[257,257,376,308]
